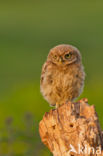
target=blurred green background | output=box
[0,0,103,155]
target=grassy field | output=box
[0,0,103,155]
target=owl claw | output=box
[56,102,59,108]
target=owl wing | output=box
[40,61,50,85]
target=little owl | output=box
[40,44,85,108]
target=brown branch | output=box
[39,98,103,156]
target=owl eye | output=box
[53,55,57,59]
[65,53,71,59]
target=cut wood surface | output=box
[39,98,103,156]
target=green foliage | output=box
[0,113,51,155]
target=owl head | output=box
[48,44,82,66]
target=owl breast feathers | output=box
[40,44,85,108]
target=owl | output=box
[40,44,85,108]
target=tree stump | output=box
[39,98,103,156]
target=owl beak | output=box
[59,57,64,64]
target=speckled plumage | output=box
[40,44,85,108]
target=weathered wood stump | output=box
[39,98,103,156]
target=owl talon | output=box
[56,102,59,108]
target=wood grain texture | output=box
[39,98,103,156]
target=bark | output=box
[39,98,103,156]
